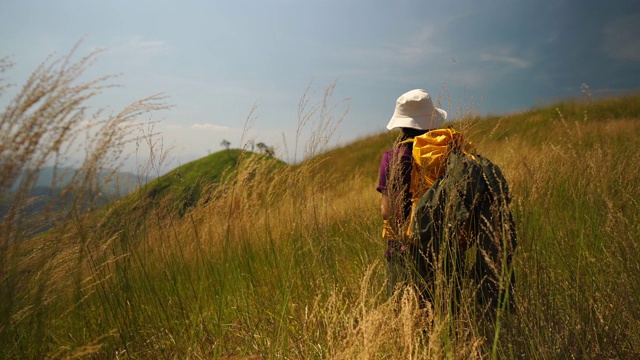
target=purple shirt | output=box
[377,143,413,222]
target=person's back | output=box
[377,89,517,313]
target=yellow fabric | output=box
[383,128,475,242]
[381,219,394,239]
[381,218,412,242]
[409,128,475,204]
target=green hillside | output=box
[3,95,640,359]
[316,95,640,179]
[97,148,286,235]
[138,148,251,214]
[462,95,640,149]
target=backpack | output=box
[408,128,517,309]
[399,128,476,239]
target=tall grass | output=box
[0,45,170,358]
[477,106,640,358]
[2,44,640,359]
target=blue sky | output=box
[1,0,639,169]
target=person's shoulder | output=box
[382,147,397,158]
[395,142,413,159]
[380,145,412,167]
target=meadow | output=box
[1,50,639,359]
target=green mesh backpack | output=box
[411,148,517,310]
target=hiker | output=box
[376,89,447,297]
[377,89,517,312]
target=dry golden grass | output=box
[3,41,640,358]
[0,43,170,358]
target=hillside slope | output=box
[97,148,285,235]
[3,95,640,359]
[310,95,640,184]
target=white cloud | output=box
[603,14,640,62]
[108,36,169,58]
[439,68,488,89]
[125,36,168,56]
[393,25,442,66]
[480,53,530,69]
[328,24,442,69]
[191,123,230,131]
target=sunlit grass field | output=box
[1,50,639,359]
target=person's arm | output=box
[378,150,391,221]
[381,194,390,220]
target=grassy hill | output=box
[2,95,640,359]
[92,148,286,237]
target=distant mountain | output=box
[8,166,149,196]
[1,167,151,234]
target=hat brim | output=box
[386,107,448,130]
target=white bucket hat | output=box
[386,89,447,130]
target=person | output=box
[376,89,448,297]
[378,89,517,315]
